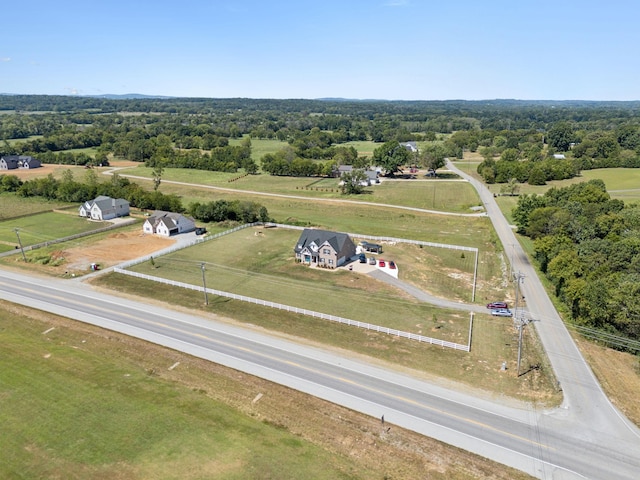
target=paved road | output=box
[2,268,639,479]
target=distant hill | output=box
[88,93,175,100]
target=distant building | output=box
[400,141,418,153]
[0,155,41,170]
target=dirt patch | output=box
[65,230,174,272]
[21,230,175,275]
[3,160,141,181]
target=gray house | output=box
[294,229,357,268]
[0,155,42,170]
[79,196,130,220]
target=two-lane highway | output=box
[2,269,640,479]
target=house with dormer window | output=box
[294,228,357,268]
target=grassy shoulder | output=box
[91,272,561,407]
[0,301,535,480]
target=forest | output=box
[2,96,640,185]
[2,94,640,346]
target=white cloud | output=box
[0,57,11,62]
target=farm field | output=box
[126,226,475,342]
[0,211,110,247]
[0,302,535,480]
[114,164,482,213]
[0,193,72,220]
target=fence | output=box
[0,218,139,258]
[113,267,471,352]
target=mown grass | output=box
[0,192,72,220]
[94,272,560,406]
[118,165,481,212]
[128,227,473,341]
[0,304,373,480]
[0,211,109,246]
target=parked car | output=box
[491,308,512,317]
[389,260,396,269]
[487,301,508,309]
[359,253,367,263]
[368,257,376,265]
[195,227,207,235]
[378,259,386,267]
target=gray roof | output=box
[148,211,193,231]
[294,228,352,254]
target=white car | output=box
[491,308,512,317]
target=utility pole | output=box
[14,228,26,262]
[513,271,528,376]
[200,263,209,305]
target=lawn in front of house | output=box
[127,226,475,343]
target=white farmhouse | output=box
[143,211,196,237]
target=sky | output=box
[2,0,639,101]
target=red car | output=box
[389,260,396,269]
[378,259,386,267]
[486,301,508,309]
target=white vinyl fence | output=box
[114,268,471,352]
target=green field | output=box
[0,211,109,246]
[0,307,373,480]
[117,165,481,212]
[127,226,475,342]
[0,193,72,220]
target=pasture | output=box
[0,193,72,220]
[116,165,482,213]
[0,211,109,247]
[0,306,373,480]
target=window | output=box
[328,259,334,265]
[323,249,331,255]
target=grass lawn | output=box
[0,304,376,480]
[95,271,560,406]
[127,227,473,341]
[118,165,482,213]
[0,211,110,246]
[0,192,72,220]
[229,137,287,164]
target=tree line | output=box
[512,180,640,345]
[0,171,269,225]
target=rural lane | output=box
[446,161,640,433]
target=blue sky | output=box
[2,0,638,100]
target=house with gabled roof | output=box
[401,141,418,153]
[19,156,41,169]
[0,155,42,170]
[294,228,357,268]
[143,211,196,237]
[0,155,21,170]
[79,196,130,220]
